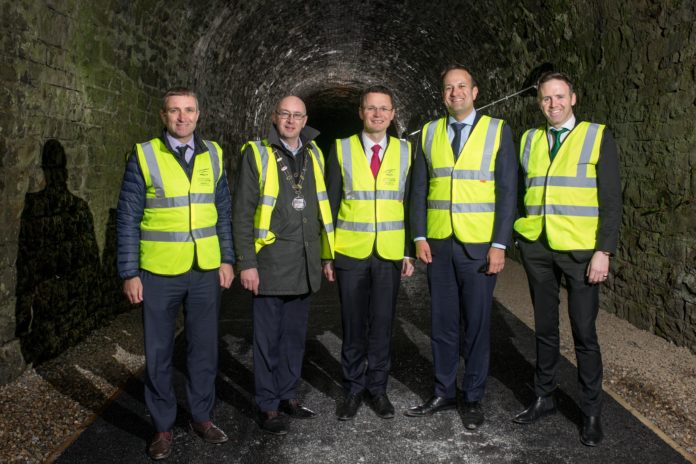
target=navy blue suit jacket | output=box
[409,113,517,260]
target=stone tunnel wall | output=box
[500,0,696,352]
[0,0,210,381]
[1,0,695,383]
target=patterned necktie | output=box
[549,128,569,161]
[370,144,381,178]
[451,122,466,159]
[176,145,188,162]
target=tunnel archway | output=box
[2,0,696,384]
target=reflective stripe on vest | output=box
[136,138,222,275]
[514,122,604,250]
[421,116,502,242]
[244,139,335,258]
[334,135,411,260]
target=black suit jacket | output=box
[409,113,518,260]
[590,128,622,254]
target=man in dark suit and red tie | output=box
[323,85,415,421]
[406,65,517,429]
[512,72,621,447]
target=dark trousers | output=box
[252,293,311,412]
[428,239,495,402]
[141,269,221,432]
[518,238,602,416]
[335,254,401,396]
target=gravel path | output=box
[1,260,694,463]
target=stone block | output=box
[655,314,684,342]
[686,302,696,325]
[626,304,655,331]
[684,330,696,354]
[0,300,17,342]
[0,339,26,384]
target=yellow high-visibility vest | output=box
[421,116,503,243]
[334,135,411,260]
[135,138,222,275]
[514,121,604,250]
[242,139,335,259]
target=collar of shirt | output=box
[165,132,195,162]
[280,137,303,156]
[447,109,477,131]
[547,114,576,145]
[361,132,387,162]
[447,109,476,155]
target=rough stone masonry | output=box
[1,0,695,383]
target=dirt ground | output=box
[0,259,694,463]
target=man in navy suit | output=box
[405,65,517,429]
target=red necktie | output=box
[370,144,381,178]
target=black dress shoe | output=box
[404,396,457,417]
[461,401,484,430]
[512,396,556,424]
[279,399,317,419]
[260,411,288,435]
[337,392,363,420]
[580,415,603,446]
[370,394,395,419]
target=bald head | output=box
[272,95,308,146]
[275,95,306,114]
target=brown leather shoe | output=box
[190,421,229,444]
[148,431,172,460]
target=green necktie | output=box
[549,128,569,161]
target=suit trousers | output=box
[517,238,602,416]
[252,293,311,412]
[141,269,221,432]
[335,253,401,396]
[428,238,496,402]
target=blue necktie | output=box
[451,122,466,159]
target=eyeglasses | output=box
[275,111,306,121]
[362,106,394,113]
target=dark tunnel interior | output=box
[303,87,364,155]
[304,86,402,155]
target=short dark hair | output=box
[162,87,198,111]
[440,64,478,88]
[536,72,574,96]
[360,85,394,108]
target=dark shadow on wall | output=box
[101,207,133,319]
[13,140,128,365]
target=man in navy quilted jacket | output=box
[116,87,234,460]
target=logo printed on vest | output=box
[197,167,212,187]
[383,168,397,186]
